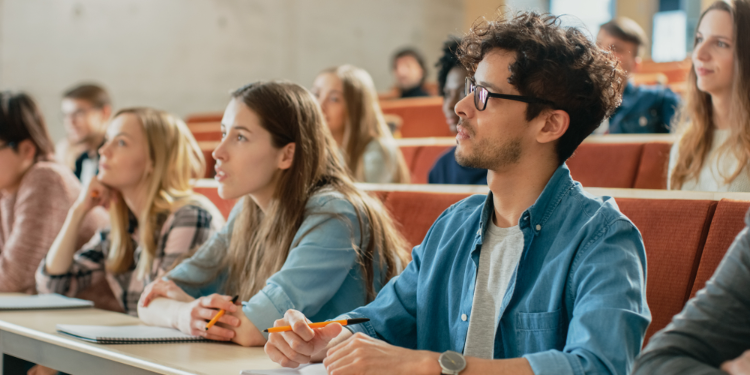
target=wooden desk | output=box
[0,295,281,375]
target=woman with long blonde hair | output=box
[669,0,750,191]
[37,108,224,315]
[312,65,410,183]
[137,81,409,347]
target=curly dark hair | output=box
[458,11,625,164]
[436,37,462,96]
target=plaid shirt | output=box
[36,204,221,316]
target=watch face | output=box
[439,351,466,371]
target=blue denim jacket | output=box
[608,82,680,134]
[166,190,386,339]
[341,165,650,375]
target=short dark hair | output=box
[0,91,55,161]
[458,10,625,164]
[392,47,427,85]
[599,17,649,58]
[436,37,463,96]
[63,83,111,108]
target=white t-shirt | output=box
[463,222,525,359]
[668,129,750,192]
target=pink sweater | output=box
[0,162,108,294]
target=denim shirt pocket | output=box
[515,309,565,353]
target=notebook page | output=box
[0,294,94,310]
[241,363,327,375]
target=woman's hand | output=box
[175,294,241,341]
[139,279,194,308]
[73,176,113,214]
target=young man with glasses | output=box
[57,84,112,183]
[264,11,650,375]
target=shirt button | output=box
[535,224,541,231]
[476,229,481,235]
[461,314,468,321]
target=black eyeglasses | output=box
[465,77,555,111]
[0,141,15,151]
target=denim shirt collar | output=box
[477,163,576,240]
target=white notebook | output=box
[0,294,94,310]
[57,324,208,344]
[241,364,327,375]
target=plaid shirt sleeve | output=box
[36,231,110,297]
[125,204,219,315]
[152,204,218,280]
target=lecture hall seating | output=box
[193,179,750,345]
[396,135,675,187]
[198,135,675,187]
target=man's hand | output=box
[265,309,347,368]
[722,350,750,375]
[323,332,440,375]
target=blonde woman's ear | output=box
[278,143,296,170]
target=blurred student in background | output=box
[428,37,488,185]
[37,108,223,315]
[392,47,431,98]
[596,17,681,134]
[137,81,408,347]
[57,84,112,183]
[0,91,106,294]
[668,0,750,192]
[312,65,410,183]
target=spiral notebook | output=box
[56,324,208,344]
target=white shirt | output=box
[669,129,750,192]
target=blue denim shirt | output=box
[166,190,386,339]
[608,82,680,134]
[341,165,650,375]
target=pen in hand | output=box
[205,295,239,331]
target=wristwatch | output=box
[438,350,466,375]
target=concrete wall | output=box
[0,0,464,142]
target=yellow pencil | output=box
[264,318,369,333]
[205,295,239,330]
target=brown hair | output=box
[599,17,649,58]
[106,108,220,278]
[0,91,55,161]
[220,81,408,302]
[320,65,410,183]
[63,84,111,109]
[458,10,626,164]
[670,0,750,189]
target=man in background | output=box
[596,17,680,134]
[392,47,430,98]
[57,84,112,183]
[428,37,487,185]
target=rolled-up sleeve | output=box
[36,233,108,297]
[632,223,750,374]
[244,198,362,339]
[525,219,650,375]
